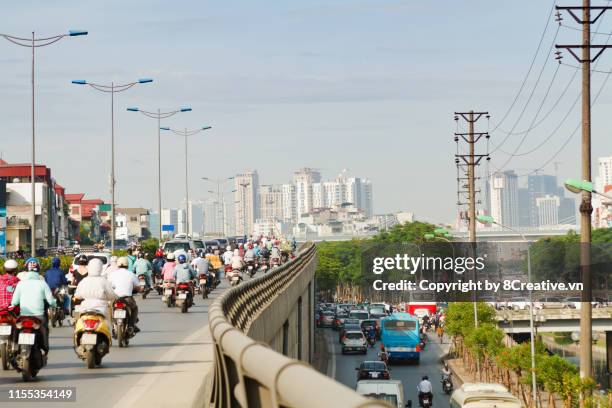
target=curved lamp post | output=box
[72,78,153,253]
[1,30,87,256]
[127,107,192,240]
[160,126,212,236]
[477,214,538,407]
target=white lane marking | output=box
[112,322,211,408]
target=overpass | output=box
[496,308,612,334]
[452,226,574,242]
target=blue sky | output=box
[2,1,612,223]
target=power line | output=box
[492,0,558,131]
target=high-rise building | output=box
[536,195,560,226]
[259,185,284,220]
[518,188,530,227]
[204,198,225,235]
[593,156,612,227]
[490,170,519,227]
[293,168,321,219]
[149,211,160,239]
[527,174,558,227]
[281,184,297,225]
[234,170,259,236]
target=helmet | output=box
[166,253,175,261]
[226,246,231,251]
[380,344,385,351]
[52,257,61,268]
[77,254,88,265]
[3,259,18,271]
[177,254,187,264]
[87,258,104,277]
[25,257,40,272]
[117,257,129,268]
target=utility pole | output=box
[556,2,612,391]
[454,110,489,379]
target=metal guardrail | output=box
[208,242,390,408]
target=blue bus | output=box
[380,313,421,363]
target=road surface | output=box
[324,328,451,407]
[0,282,225,408]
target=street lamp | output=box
[1,29,88,256]
[202,176,234,236]
[161,126,212,236]
[563,178,608,383]
[72,78,153,253]
[127,106,192,240]
[477,214,538,407]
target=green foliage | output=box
[464,323,505,361]
[1,255,74,273]
[444,302,496,338]
[139,238,160,258]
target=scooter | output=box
[246,260,256,278]
[198,274,208,299]
[112,298,134,348]
[49,287,67,328]
[14,314,46,381]
[230,269,243,286]
[420,392,433,408]
[137,274,150,300]
[442,375,453,394]
[259,257,269,273]
[162,280,176,308]
[0,307,18,371]
[175,282,193,313]
[73,310,111,369]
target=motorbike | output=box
[162,280,176,308]
[73,310,111,369]
[0,307,18,371]
[419,393,433,408]
[270,258,280,269]
[14,315,46,381]
[367,335,376,348]
[230,269,243,286]
[49,287,67,328]
[198,274,209,299]
[137,274,150,300]
[442,375,453,394]
[246,260,257,278]
[112,298,134,348]
[379,351,389,366]
[259,257,269,273]
[175,282,193,313]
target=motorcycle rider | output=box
[378,344,389,365]
[72,241,81,254]
[231,249,244,271]
[0,259,19,309]
[244,245,255,263]
[133,252,153,289]
[366,324,377,346]
[173,254,197,302]
[109,257,141,332]
[44,257,70,314]
[193,251,210,278]
[74,258,116,319]
[10,258,56,355]
[270,244,282,265]
[417,375,433,407]
[162,253,177,281]
[126,248,137,273]
[152,249,165,284]
[442,362,452,383]
[222,246,233,265]
[72,254,89,285]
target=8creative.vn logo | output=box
[371,253,487,275]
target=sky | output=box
[2,0,612,224]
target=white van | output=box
[450,383,522,408]
[356,380,408,408]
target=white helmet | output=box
[226,246,231,251]
[3,259,18,271]
[87,258,104,277]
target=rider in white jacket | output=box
[74,258,116,318]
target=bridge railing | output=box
[208,242,390,408]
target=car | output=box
[213,237,229,250]
[204,240,221,252]
[534,296,570,310]
[333,311,349,331]
[506,297,530,311]
[349,309,370,322]
[162,239,195,254]
[192,239,205,252]
[356,380,407,408]
[341,330,367,354]
[339,319,362,343]
[355,361,390,380]
[369,308,386,319]
[70,252,111,274]
[320,311,335,328]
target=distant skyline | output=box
[2,1,612,225]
